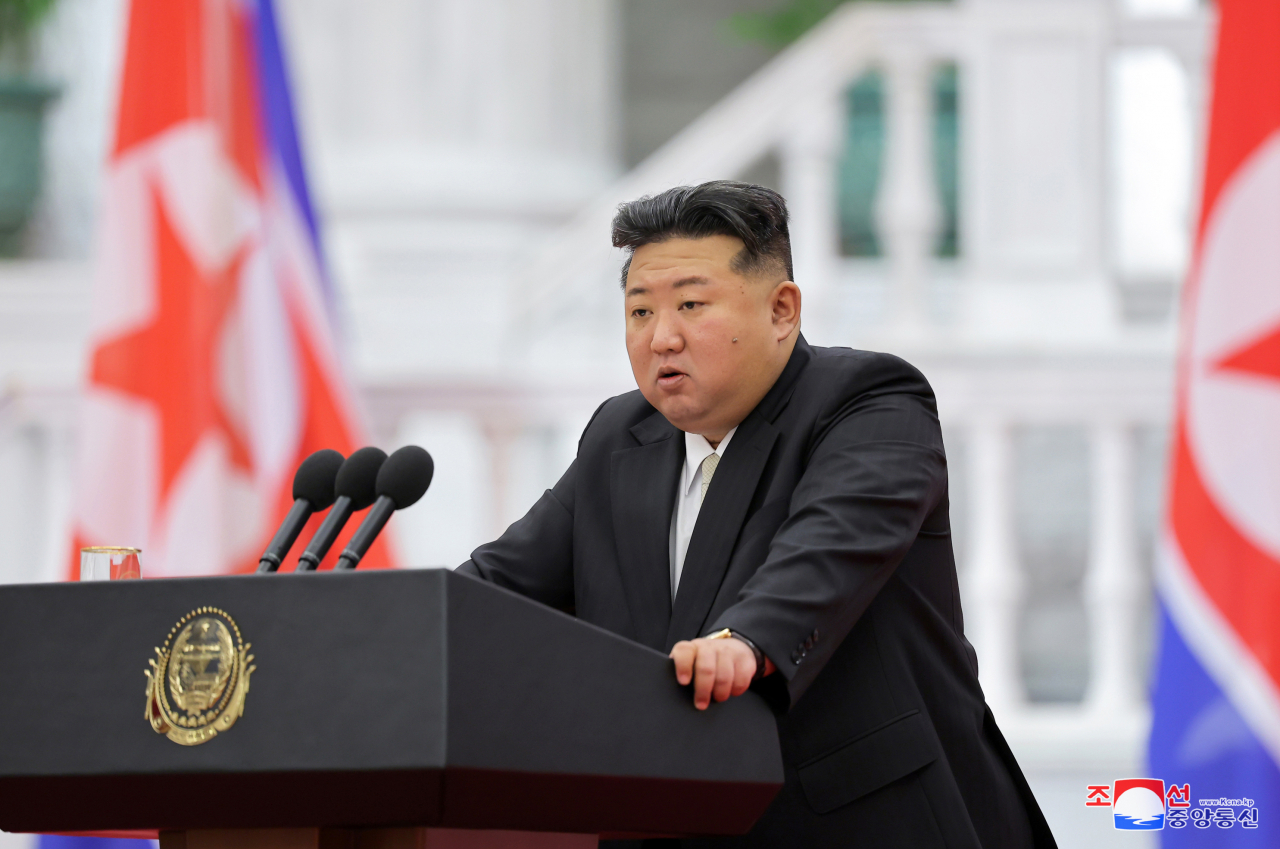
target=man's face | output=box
[624,235,798,440]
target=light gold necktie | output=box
[700,452,720,503]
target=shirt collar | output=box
[682,427,737,496]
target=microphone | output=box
[336,445,434,570]
[257,449,344,573]
[296,446,387,571]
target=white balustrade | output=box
[0,395,76,586]
[965,416,1027,715]
[781,91,844,334]
[481,418,522,539]
[38,425,73,584]
[1084,422,1145,715]
[875,45,943,336]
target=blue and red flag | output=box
[1149,0,1280,843]
[72,0,394,580]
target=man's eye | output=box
[679,301,698,310]
[631,308,649,318]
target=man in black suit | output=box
[458,182,1055,848]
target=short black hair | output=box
[611,180,793,289]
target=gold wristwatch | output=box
[706,628,766,678]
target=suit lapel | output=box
[617,334,814,652]
[664,411,779,649]
[610,411,681,651]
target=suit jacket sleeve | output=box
[456,459,577,612]
[711,362,948,707]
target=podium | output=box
[0,569,783,847]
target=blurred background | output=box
[0,0,1210,844]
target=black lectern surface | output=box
[0,569,782,838]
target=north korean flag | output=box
[1150,1,1280,845]
[70,0,397,582]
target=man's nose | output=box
[650,309,684,353]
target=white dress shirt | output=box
[669,426,737,599]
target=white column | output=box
[780,91,843,342]
[1178,47,1208,259]
[966,418,1026,714]
[0,827,34,849]
[38,422,74,583]
[481,418,521,539]
[1084,422,1144,713]
[875,47,943,337]
[0,422,46,585]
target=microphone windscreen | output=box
[292,449,345,509]
[376,445,434,509]
[335,446,388,510]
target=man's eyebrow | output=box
[624,276,710,297]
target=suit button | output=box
[812,629,819,642]
[791,649,802,664]
[804,637,814,650]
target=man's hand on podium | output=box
[669,636,777,710]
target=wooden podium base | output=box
[159,828,598,849]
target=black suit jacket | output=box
[459,336,1055,848]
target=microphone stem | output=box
[297,496,354,571]
[336,497,396,570]
[257,499,312,573]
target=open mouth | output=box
[656,366,687,387]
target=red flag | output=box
[72,0,396,577]
[1160,0,1280,756]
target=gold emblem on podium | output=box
[145,607,255,746]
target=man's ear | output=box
[771,281,801,339]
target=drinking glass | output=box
[80,547,142,581]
